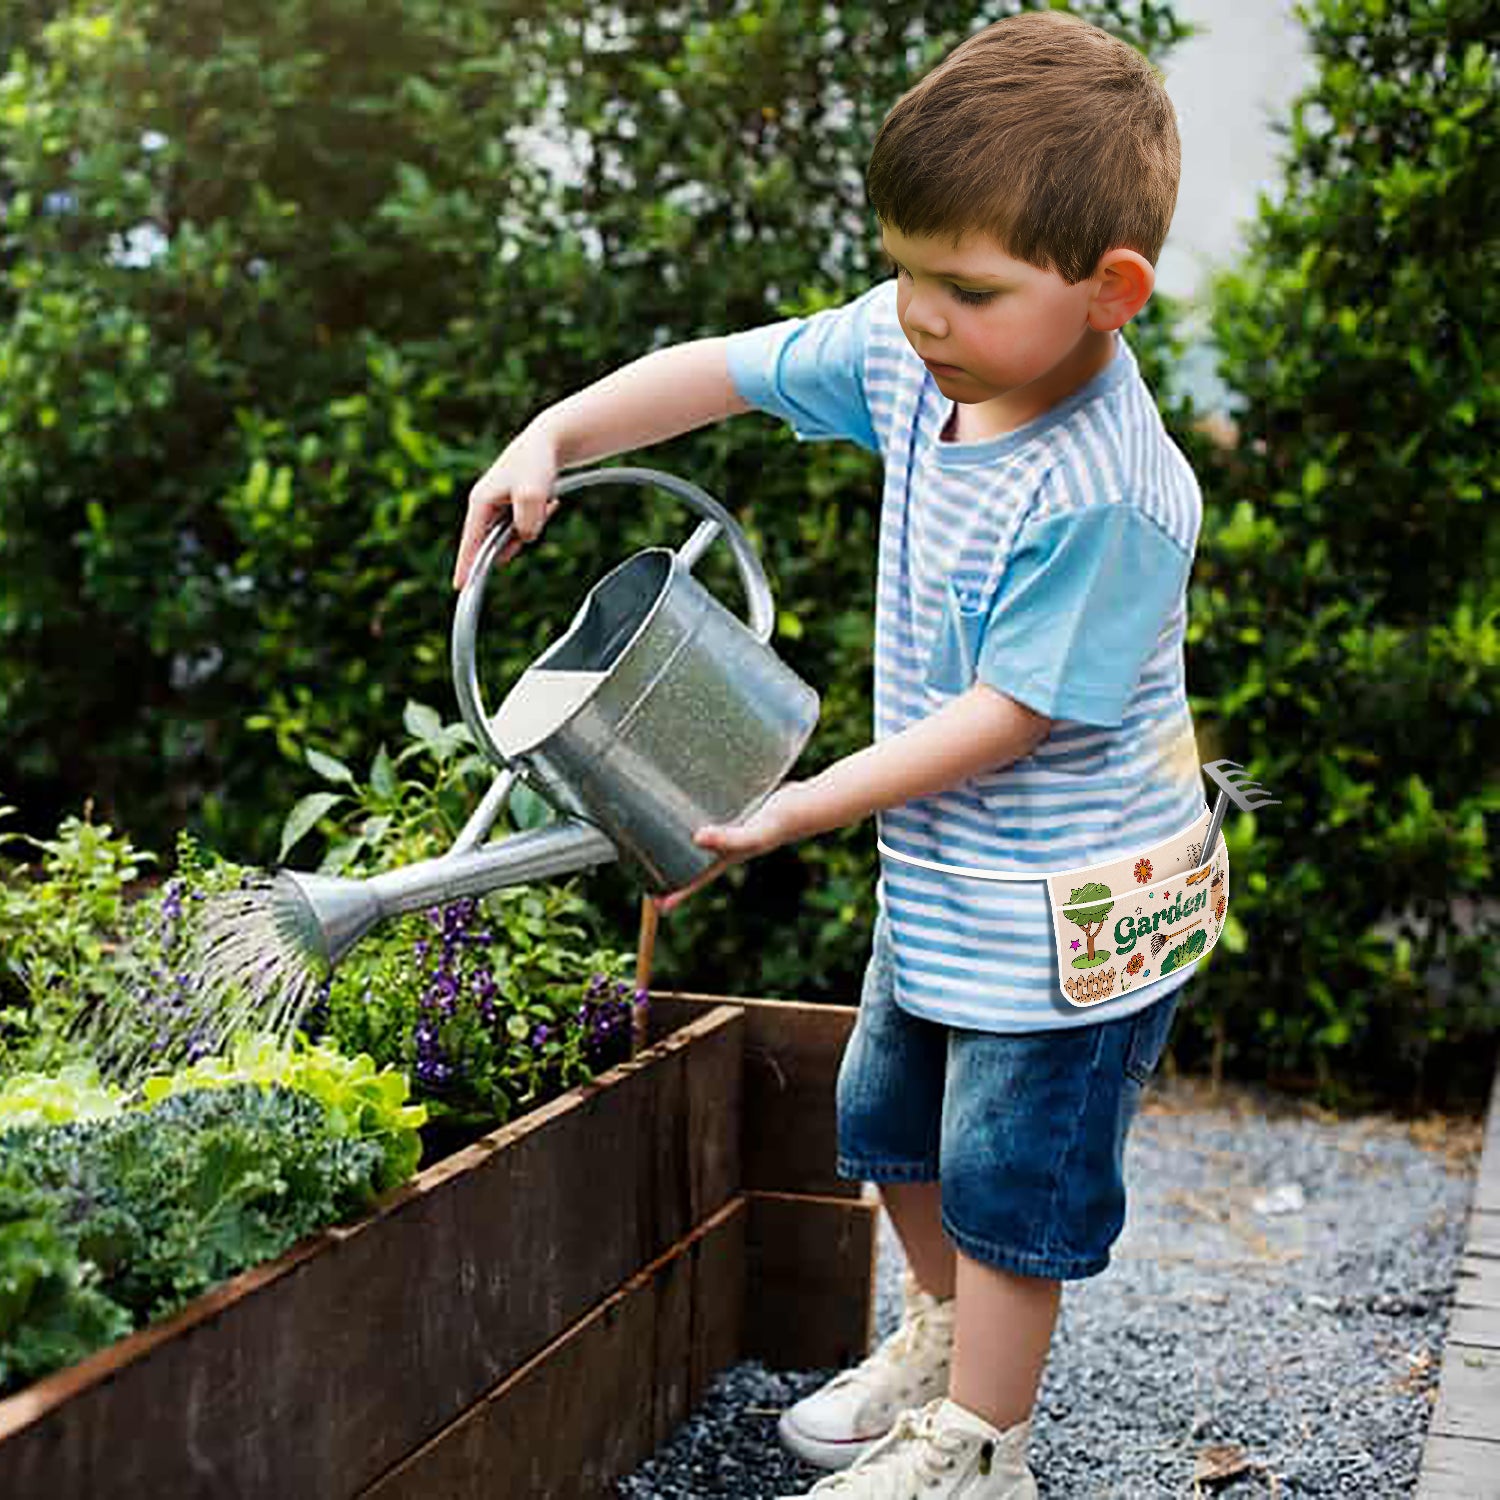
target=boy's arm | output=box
[786,686,1053,839]
[531,337,750,469]
[660,686,1052,910]
[455,338,748,587]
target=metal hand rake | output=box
[1202,758,1281,861]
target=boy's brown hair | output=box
[866,11,1180,284]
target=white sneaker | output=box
[778,1270,955,1470]
[778,1397,1039,1499]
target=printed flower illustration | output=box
[1125,953,1145,976]
[1216,897,1227,922]
[1133,858,1153,884]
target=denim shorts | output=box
[835,912,1179,1281]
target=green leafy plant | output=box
[139,1034,426,1191]
[0,1166,134,1396]
[276,699,554,875]
[325,895,639,1139]
[1,1084,386,1338]
[0,1064,127,1128]
[0,802,153,1070]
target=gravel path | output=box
[615,1076,1481,1498]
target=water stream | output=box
[86,876,328,1087]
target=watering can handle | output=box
[452,466,778,777]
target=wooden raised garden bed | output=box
[0,992,876,1498]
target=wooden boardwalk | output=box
[1418,1059,1500,1497]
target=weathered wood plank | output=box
[1429,1341,1500,1442]
[1457,1254,1500,1311]
[1474,1067,1500,1213]
[0,1007,744,1500]
[1419,1059,1500,1500]
[744,1189,879,1372]
[1449,1301,1500,1351]
[1470,1209,1500,1261]
[648,992,861,1200]
[362,1198,746,1500]
[1416,1433,1500,1499]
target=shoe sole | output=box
[777,1409,886,1471]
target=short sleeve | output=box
[724,284,883,454]
[967,504,1190,728]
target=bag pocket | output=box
[1046,811,1229,1010]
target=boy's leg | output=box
[878,1180,956,1299]
[882,1180,1059,1429]
[951,1252,1060,1432]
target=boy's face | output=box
[880,224,1114,407]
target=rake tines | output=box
[1202,758,1281,859]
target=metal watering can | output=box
[273,468,820,969]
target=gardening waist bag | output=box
[1046,807,1228,1010]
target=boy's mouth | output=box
[923,358,966,377]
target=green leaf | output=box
[403,701,443,744]
[508,780,556,831]
[305,748,355,786]
[277,793,346,864]
[369,744,397,799]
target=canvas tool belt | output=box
[1047,807,1228,1009]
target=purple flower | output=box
[428,972,459,1013]
[530,1023,551,1049]
[415,1054,454,1087]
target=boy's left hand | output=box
[653,783,810,914]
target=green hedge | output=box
[1178,0,1499,1108]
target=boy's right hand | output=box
[453,425,564,590]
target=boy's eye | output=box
[885,257,996,307]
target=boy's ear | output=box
[1087,249,1155,331]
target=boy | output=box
[454,13,1203,1497]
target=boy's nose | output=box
[902,293,948,341]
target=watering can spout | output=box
[272,820,619,971]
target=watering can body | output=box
[453,466,820,894]
[272,467,818,973]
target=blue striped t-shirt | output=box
[726,279,1209,1033]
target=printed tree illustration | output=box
[1062,882,1115,969]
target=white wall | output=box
[1156,0,1316,304]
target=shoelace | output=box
[825,1300,952,1399]
[810,1400,978,1496]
